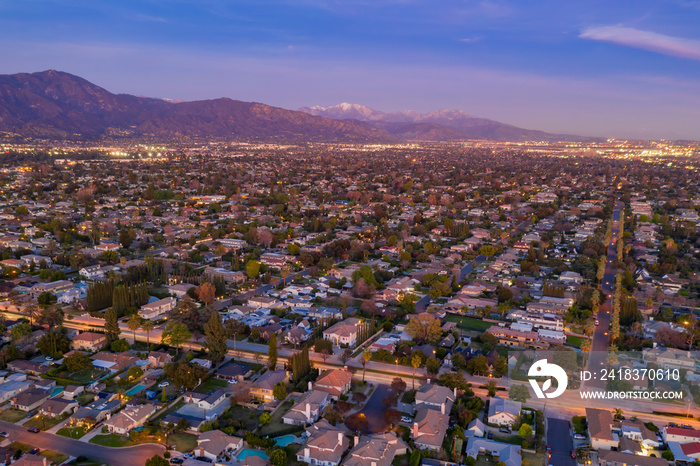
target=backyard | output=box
[14,441,70,465]
[194,377,228,393]
[259,399,302,437]
[167,432,198,452]
[445,315,494,331]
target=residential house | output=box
[414,384,457,414]
[0,380,32,403]
[11,455,49,466]
[323,318,361,347]
[139,297,177,320]
[587,407,619,450]
[71,332,106,352]
[104,404,156,435]
[90,352,139,372]
[215,362,254,382]
[68,395,122,427]
[464,437,521,466]
[597,450,667,466]
[343,432,408,466]
[11,388,51,412]
[79,264,105,280]
[282,390,330,426]
[487,396,521,427]
[6,360,50,376]
[466,419,486,438]
[250,371,289,403]
[297,427,349,466]
[184,389,228,413]
[147,351,173,369]
[195,430,243,462]
[313,369,353,401]
[62,385,85,401]
[663,426,700,444]
[39,398,79,418]
[412,407,449,450]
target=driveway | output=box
[546,418,575,466]
[0,419,164,466]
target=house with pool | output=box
[282,390,330,426]
[297,422,349,466]
[195,430,243,462]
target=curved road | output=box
[0,420,164,466]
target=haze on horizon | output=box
[2,0,700,141]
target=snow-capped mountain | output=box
[298,102,589,141]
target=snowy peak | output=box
[298,103,478,124]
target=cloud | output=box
[580,25,700,61]
[458,36,482,43]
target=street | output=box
[0,420,164,466]
[547,418,575,466]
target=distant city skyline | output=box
[2,1,700,140]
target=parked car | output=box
[487,432,493,439]
[570,450,576,459]
[170,459,184,464]
[499,428,511,433]
[0,432,7,438]
[401,416,412,423]
[29,448,40,455]
[573,433,586,440]
[195,457,213,463]
[158,381,170,388]
[546,445,552,452]
[227,379,237,384]
[27,427,40,433]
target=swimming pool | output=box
[236,449,268,460]
[274,435,296,447]
[125,384,146,396]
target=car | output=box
[183,453,194,459]
[170,459,184,465]
[573,433,586,440]
[0,432,7,438]
[194,457,212,463]
[669,422,678,427]
[682,424,693,429]
[499,428,511,433]
[570,450,576,459]
[29,448,40,455]
[595,320,599,326]
[487,432,493,439]
[227,379,237,384]
[27,427,40,433]
[546,445,552,452]
[45,356,53,361]
[158,381,170,388]
[401,416,412,423]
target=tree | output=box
[426,357,440,375]
[141,320,155,347]
[273,382,287,400]
[37,329,70,358]
[466,354,489,375]
[518,424,533,438]
[119,226,136,248]
[197,282,216,306]
[37,307,63,328]
[509,384,530,403]
[37,292,57,306]
[161,322,192,353]
[269,450,287,466]
[104,308,120,344]
[111,339,130,352]
[486,380,497,397]
[268,332,278,369]
[405,313,442,344]
[362,348,372,382]
[165,361,209,390]
[127,366,144,381]
[65,352,93,372]
[411,352,422,390]
[382,408,401,427]
[340,348,352,365]
[259,413,271,425]
[9,322,32,341]
[204,312,228,367]
[246,260,261,279]
[391,377,407,394]
[145,455,169,466]
[25,304,39,326]
[127,314,140,343]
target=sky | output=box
[2,0,700,140]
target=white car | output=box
[158,381,170,388]
[227,379,237,384]
[45,356,54,361]
[401,416,412,423]
[574,433,586,440]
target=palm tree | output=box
[411,352,422,390]
[580,338,592,365]
[141,320,155,348]
[362,348,372,383]
[26,304,39,326]
[127,314,141,345]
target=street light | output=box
[395,359,398,376]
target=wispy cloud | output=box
[580,25,700,61]
[458,36,482,43]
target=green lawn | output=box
[76,393,96,405]
[566,335,586,347]
[195,377,228,393]
[167,432,198,452]
[57,426,88,439]
[24,414,65,431]
[14,442,70,465]
[153,400,185,423]
[89,434,135,447]
[259,400,299,436]
[445,315,494,331]
[522,451,546,466]
[0,408,27,423]
[572,415,587,434]
[68,368,105,384]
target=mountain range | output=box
[298,103,588,142]
[0,70,590,143]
